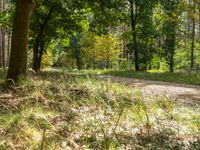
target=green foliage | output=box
[41,46,53,67]
[175,40,200,70]
[0,1,14,29]
[77,31,121,69]
[57,52,77,68]
[3,0,200,72]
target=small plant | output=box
[131,91,152,137]
[157,98,175,120]
[100,137,120,150]
[0,143,8,150]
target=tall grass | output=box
[0,70,199,149]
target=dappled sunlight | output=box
[1,0,200,149]
[0,70,199,149]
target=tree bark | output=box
[191,0,195,69]
[7,26,11,66]
[33,37,40,72]
[7,0,35,81]
[129,0,139,71]
[0,0,7,68]
[32,6,55,72]
[1,28,5,68]
[0,0,2,68]
[163,1,178,73]
[169,48,175,73]
[1,0,5,68]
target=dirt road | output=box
[100,75,200,107]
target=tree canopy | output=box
[0,0,200,79]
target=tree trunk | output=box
[0,0,2,68]
[1,0,6,68]
[169,50,175,73]
[32,6,54,72]
[38,42,45,70]
[33,39,45,72]
[191,0,195,69]
[2,28,5,68]
[6,0,12,67]
[33,37,40,72]
[163,1,178,73]
[7,26,11,66]
[7,0,35,81]
[129,0,139,71]
[76,54,82,70]
[0,0,7,68]
[1,0,5,68]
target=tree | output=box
[95,33,121,68]
[121,0,158,71]
[79,31,97,68]
[79,31,120,69]
[30,0,86,72]
[190,0,196,69]
[0,0,14,68]
[7,0,35,81]
[1,0,5,68]
[163,0,179,72]
[66,34,83,69]
[0,0,3,68]
[128,0,139,71]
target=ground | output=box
[100,75,200,106]
[0,69,199,150]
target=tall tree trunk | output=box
[7,27,11,66]
[165,23,176,73]
[7,0,35,81]
[1,0,5,68]
[0,0,7,68]
[169,47,175,73]
[0,0,2,68]
[2,28,5,68]
[199,1,200,40]
[32,6,54,72]
[38,41,45,69]
[33,37,40,72]
[7,0,12,67]
[191,0,195,69]
[33,39,46,72]
[163,1,177,73]
[199,0,200,64]
[121,23,127,58]
[129,0,139,71]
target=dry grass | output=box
[0,69,199,150]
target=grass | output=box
[105,70,200,85]
[0,69,6,83]
[75,69,200,86]
[0,69,199,149]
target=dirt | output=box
[99,75,200,107]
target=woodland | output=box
[0,0,200,149]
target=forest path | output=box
[99,75,200,106]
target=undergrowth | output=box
[0,70,199,149]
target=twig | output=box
[41,129,46,150]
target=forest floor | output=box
[0,69,199,150]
